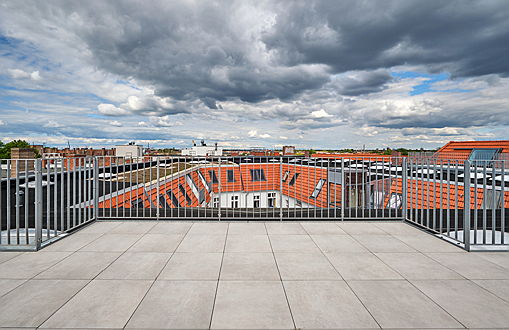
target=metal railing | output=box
[1,155,507,251]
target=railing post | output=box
[341,158,345,220]
[279,156,283,221]
[218,157,221,221]
[93,157,99,221]
[463,160,471,251]
[34,159,43,250]
[402,158,408,221]
[156,157,160,221]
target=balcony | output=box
[2,220,509,329]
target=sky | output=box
[0,0,508,150]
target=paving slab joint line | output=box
[208,223,229,330]
[265,222,298,330]
[36,224,150,328]
[306,228,383,329]
[122,222,193,329]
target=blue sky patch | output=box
[391,71,473,96]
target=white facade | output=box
[115,145,143,157]
[209,190,312,208]
[181,145,223,156]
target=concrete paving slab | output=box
[284,280,379,329]
[43,233,103,252]
[0,252,71,279]
[41,279,152,329]
[427,253,509,279]
[275,252,341,280]
[376,252,463,280]
[211,281,294,329]
[127,234,183,253]
[312,234,369,253]
[265,222,306,235]
[228,222,267,235]
[187,222,228,235]
[0,279,87,327]
[98,252,171,280]
[126,280,216,329]
[221,252,279,280]
[270,234,321,253]
[375,222,427,236]
[36,252,120,280]
[0,279,25,296]
[301,222,347,235]
[338,222,388,235]
[413,279,509,329]
[475,252,509,270]
[108,221,156,234]
[176,234,225,252]
[352,235,417,253]
[0,251,22,264]
[80,234,142,252]
[159,252,222,280]
[327,252,402,280]
[349,280,462,329]
[148,222,192,235]
[77,221,121,234]
[394,234,464,253]
[225,234,272,252]
[473,279,509,303]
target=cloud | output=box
[248,130,271,139]
[109,120,122,127]
[8,69,42,81]
[97,103,130,116]
[149,116,184,127]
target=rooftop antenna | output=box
[67,140,71,149]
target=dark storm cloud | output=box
[264,0,509,77]
[330,70,393,96]
[6,0,507,107]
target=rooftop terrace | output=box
[2,220,509,329]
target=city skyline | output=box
[1,1,509,149]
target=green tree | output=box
[0,140,40,159]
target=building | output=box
[282,146,295,155]
[115,142,143,158]
[181,141,223,156]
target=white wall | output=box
[209,190,312,208]
[116,145,143,157]
[181,146,223,156]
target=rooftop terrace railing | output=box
[1,156,507,251]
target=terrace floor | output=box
[1,221,509,329]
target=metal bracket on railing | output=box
[34,159,43,250]
[463,160,471,251]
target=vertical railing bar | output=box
[433,161,437,230]
[129,156,133,219]
[426,159,430,228]
[72,158,76,226]
[6,161,11,244]
[93,158,99,221]
[53,160,58,237]
[23,160,29,243]
[402,158,408,221]
[67,157,71,230]
[0,160,3,245]
[501,160,505,245]
[473,161,478,245]
[341,158,345,221]
[279,157,283,221]
[464,160,471,250]
[60,159,64,232]
[446,161,451,237]
[492,164,496,245]
[15,160,20,244]
[156,157,160,221]
[483,163,487,244]
[34,159,43,250]
[454,161,459,240]
[46,160,51,238]
[218,157,221,221]
[439,160,443,234]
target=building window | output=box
[208,170,219,184]
[227,169,235,183]
[158,195,169,208]
[178,184,192,205]
[387,193,402,209]
[469,148,499,162]
[289,173,299,186]
[250,169,266,181]
[231,195,239,208]
[282,170,290,182]
[310,179,326,199]
[213,196,219,208]
[165,190,180,207]
[253,194,260,208]
[268,192,276,208]
[132,198,144,208]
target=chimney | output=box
[10,148,35,177]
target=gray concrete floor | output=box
[1,221,509,329]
